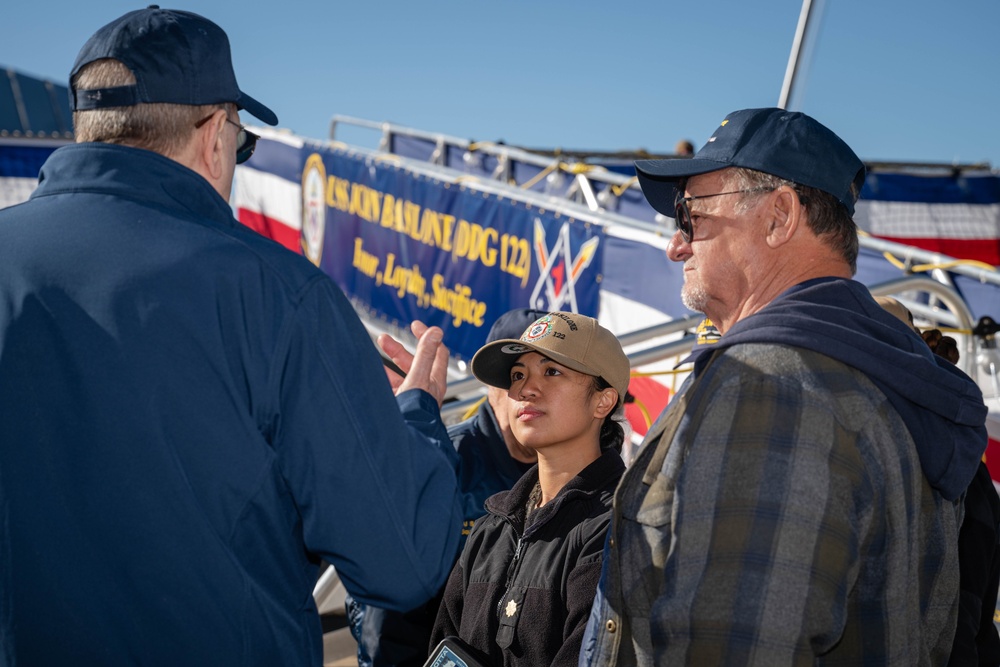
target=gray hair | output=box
[724,167,860,274]
[72,58,227,156]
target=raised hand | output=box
[377,320,450,406]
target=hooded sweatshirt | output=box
[687,277,987,501]
[580,276,984,667]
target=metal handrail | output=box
[329,115,647,193]
[861,235,1000,288]
[330,114,995,184]
[329,116,1000,291]
[616,315,705,348]
[320,138,665,235]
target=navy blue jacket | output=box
[451,400,536,531]
[0,144,462,666]
[349,400,533,667]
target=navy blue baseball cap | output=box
[487,308,550,344]
[70,6,278,126]
[635,108,865,216]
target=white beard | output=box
[681,283,709,313]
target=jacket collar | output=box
[33,143,238,231]
[485,448,624,531]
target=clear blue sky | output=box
[4,0,999,167]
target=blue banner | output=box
[300,146,605,361]
[862,172,1000,204]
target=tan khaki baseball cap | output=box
[471,311,630,407]
[875,295,920,334]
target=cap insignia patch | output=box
[522,316,553,342]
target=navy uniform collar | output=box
[34,143,238,230]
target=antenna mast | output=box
[778,0,817,110]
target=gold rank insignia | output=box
[505,600,518,617]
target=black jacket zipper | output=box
[496,532,525,620]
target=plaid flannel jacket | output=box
[582,343,961,666]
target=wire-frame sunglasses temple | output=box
[194,112,260,165]
[673,188,772,242]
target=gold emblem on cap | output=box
[505,600,518,617]
[721,120,729,126]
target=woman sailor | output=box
[430,311,629,667]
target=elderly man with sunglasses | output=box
[580,108,988,666]
[0,8,464,666]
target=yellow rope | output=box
[858,229,997,273]
[629,367,691,378]
[519,162,560,190]
[624,368,684,428]
[460,395,487,422]
[565,162,596,175]
[517,160,600,189]
[881,251,997,273]
[911,258,998,272]
[631,396,653,429]
[869,239,997,274]
[611,176,638,197]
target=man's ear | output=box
[198,109,228,182]
[765,185,802,249]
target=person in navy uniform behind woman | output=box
[431,312,630,667]
[349,308,546,667]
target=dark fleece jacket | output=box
[687,277,987,501]
[431,449,625,667]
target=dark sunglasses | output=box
[673,187,774,242]
[194,112,260,164]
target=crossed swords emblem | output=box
[529,218,600,312]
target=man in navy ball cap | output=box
[0,8,465,665]
[581,109,986,665]
[70,5,278,127]
[67,4,277,191]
